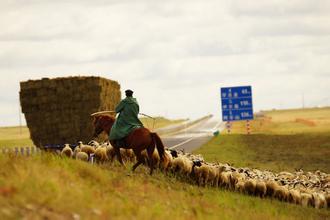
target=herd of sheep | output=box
[60,140,330,210]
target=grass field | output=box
[194,107,330,173]
[0,126,33,148]
[0,108,329,219]
[0,154,328,220]
[0,117,183,148]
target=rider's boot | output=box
[116,138,125,147]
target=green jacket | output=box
[109,97,144,140]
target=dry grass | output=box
[0,154,328,220]
[0,126,33,148]
[230,107,330,134]
[0,108,329,219]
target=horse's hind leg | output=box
[147,145,155,175]
[132,150,144,172]
[114,147,125,166]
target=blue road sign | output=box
[221,86,254,121]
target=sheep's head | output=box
[88,140,99,147]
[169,149,178,158]
[193,160,202,167]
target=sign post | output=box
[221,86,254,134]
[226,121,231,134]
[246,120,250,134]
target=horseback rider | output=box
[109,89,144,147]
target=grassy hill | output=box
[0,108,329,219]
[194,107,330,173]
[0,154,328,220]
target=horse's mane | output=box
[94,114,115,127]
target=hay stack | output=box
[20,76,121,147]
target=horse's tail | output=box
[151,132,165,161]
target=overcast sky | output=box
[1,0,330,126]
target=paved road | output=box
[161,116,225,153]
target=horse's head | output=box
[92,115,116,138]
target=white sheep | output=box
[75,151,89,162]
[78,141,95,156]
[255,181,267,198]
[326,194,330,208]
[94,147,109,163]
[265,180,279,197]
[312,193,327,209]
[288,189,301,205]
[230,172,246,190]
[171,155,193,176]
[219,171,232,189]
[159,150,173,171]
[60,144,73,158]
[235,179,245,193]
[192,163,219,187]
[301,192,314,207]
[244,179,257,195]
[274,185,289,202]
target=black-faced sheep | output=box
[61,144,73,158]
[88,140,100,148]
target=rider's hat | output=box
[125,89,133,97]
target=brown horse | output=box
[92,114,165,175]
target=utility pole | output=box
[18,99,22,135]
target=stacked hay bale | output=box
[20,76,121,147]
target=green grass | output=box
[194,107,330,173]
[0,154,328,219]
[194,133,330,173]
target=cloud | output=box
[0,0,329,126]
